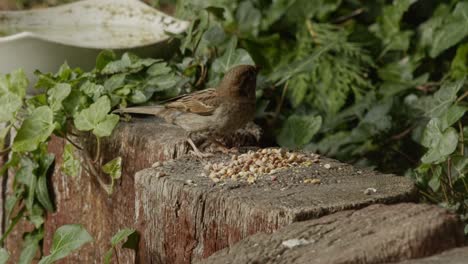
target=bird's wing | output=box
[114,105,166,116]
[164,88,219,116]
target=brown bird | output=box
[117,64,258,157]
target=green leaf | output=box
[18,231,43,264]
[211,37,255,75]
[0,248,9,264]
[62,144,80,177]
[236,1,261,36]
[47,83,71,112]
[36,174,54,212]
[96,50,117,71]
[202,25,226,46]
[15,157,39,214]
[80,81,104,101]
[38,224,92,264]
[104,229,136,264]
[269,44,332,84]
[427,2,468,58]
[450,43,468,79]
[0,93,22,122]
[369,0,417,52]
[277,115,322,148]
[93,114,119,138]
[36,152,55,212]
[421,118,459,164]
[439,105,467,131]
[147,62,172,76]
[417,79,465,118]
[102,157,122,195]
[288,74,309,108]
[74,96,119,137]
[101,53,158,74]
[13,106,55,152]
[103,157,122,180]
[104,73,126,93]
[110,228,135,246]
[428,165,442,192]
[7,69,28,98]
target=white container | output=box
[0,0,189,86]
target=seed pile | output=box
[203,148,320,183]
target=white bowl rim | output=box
[0,0,189,49]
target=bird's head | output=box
[218,64,258,99]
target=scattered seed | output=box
[202,148,321,183]
[303,178,321,184]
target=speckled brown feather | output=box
[117,64,258,136]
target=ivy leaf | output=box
[93,115,119,138]
[110,228,135,246]
[36,152,55,212]
[18,231,43,264]
[62,144,80,177]
[428,165,442,192]
[236,1,261,36]
[80,81,104,101]
[101,53,158,74]
[0,248,9,264]
[427,2,468,58]
[202,25,226,46]
[103,157,122,181]
[211,37,255,75]
[450,43,468,79]
[439,105,467,131]
[102,157,122,195]
[13,106,55,152]
[96,50,117,71]
[74,96,119,137]
[421,118,459,164]
[47,83,71,112]
[147,62,172,76]
[103,229,137,264]
[38,224,92,264]
[416,79,464,118]
[451,155,468,180]
[15,157,38,213]
[1,69,28,98]
[0,93,22,122]
[277,115,322,148]
[104,74,126,93]
[36,173,54,212]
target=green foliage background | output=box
[1,0,468,262]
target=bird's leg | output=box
[206,138,239,154]
[187,137,213,158]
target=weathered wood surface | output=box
[40,118,259,263]
[42,118,188,264]
[135,153,417,263]
[399,247,468,264]
[199,203,465,264]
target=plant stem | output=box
[456,90,468,103]
[459,121,464,156]
[274,81,289,123]
[93,136,101,164]
[447,158,453,194]
[419,190,438,203]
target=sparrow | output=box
[117,64,258,157]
